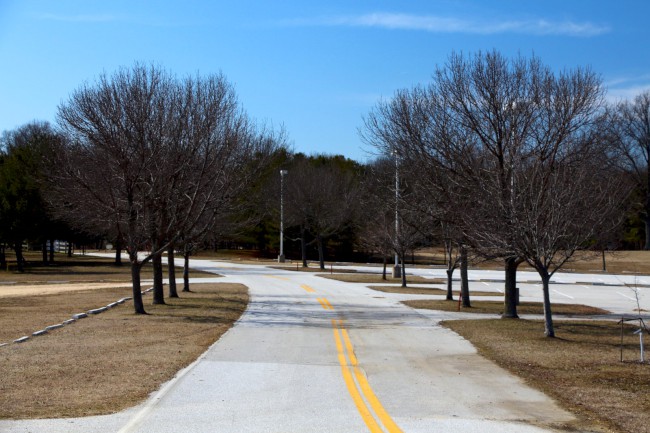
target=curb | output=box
[1,287,152,348]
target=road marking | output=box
[552,289,574,300]
[264,275,290,281]
[332,319,404,433]
[301,284,316,293]
[617,291,637,301]
[317,298,334,310]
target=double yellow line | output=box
[310,292,402,433]
[273,277,403,432]
[331,319,403,433]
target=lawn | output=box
[443,319,650,433]
[0,283,247,419]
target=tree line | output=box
[1,54,650,336]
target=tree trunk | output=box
[130,258,146,314]
[14,241,24,272]
[49,239,54,263]
[460,246,471,308]
[317,234,325,270]
[301,227,308,268]
[115,238,123,266]
[167,245,178,298]
[446,268,454,301]
[152,251,165,305]
[67,240,73,257]
[540,270,555,337]
[42,241,48,265]
[601,249,607,272]
[0,243,6,270]
[645,215,650,250]
[183,250,191,292]
[400,255,407,288]
[382,256,387,280]
[503,257,519,318]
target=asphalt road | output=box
[4,258,640,433]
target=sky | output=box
[1,0,649,162]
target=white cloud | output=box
[283,12,610,37]
[604,74,650,102]
[606,85,650,102]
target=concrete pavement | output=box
[1,259,628,433]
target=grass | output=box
[414,248,650,275]
[0,283,248,419]
[365,285,498,296]
[443,319,650,433]
[403,299,610,316]
[0,251,218,284]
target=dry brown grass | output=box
[443,319,650,433]
[415,248,650,275]
[404,299,609,316]
[365,285,498,296]
[0,251,218,284]
[0,283,248,419]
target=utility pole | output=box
[393,150,401,278]
[278,169,288,263]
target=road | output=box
[3,258,641,433]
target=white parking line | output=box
[552,289,574,300]
[617,292,638,301]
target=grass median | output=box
[443,319,650,433]
[0,283,248,419]
[402,297,649,433]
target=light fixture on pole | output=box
[278,169,288,263]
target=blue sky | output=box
[1,1,649,162]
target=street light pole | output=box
[278,169,288,263]
[393,150,401,278]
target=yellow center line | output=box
[332,320,384,433]
[317,298,334,310]
[341,328,404,433]
[301,284,316,293]
[332,319,404,433]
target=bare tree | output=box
[607,91,650,249]
[357,159,396,279]
[54,64,279,313]
[362,50,616,327]
[283,156,360,270]
[508,154,628,336]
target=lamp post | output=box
[278,169,288,263]
[392,150,401,278]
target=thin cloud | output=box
[283,12,610,37]
[605,74,650,102]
